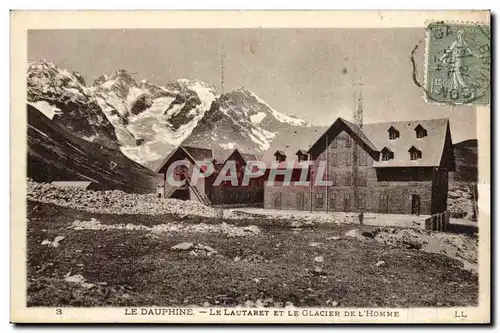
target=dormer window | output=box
[388,126,400,140]
[345,136,352,148]
[415,124,427,138]
[381,147,394,161]
[409,146,422,160]
[296,149,309,162]
[274,150,286,163]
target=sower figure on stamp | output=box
[439,30,482,97]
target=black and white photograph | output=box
[11,10,491,324]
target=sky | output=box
[28,28,477,143]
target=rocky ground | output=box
[27,198,478,308]
[448,181,478,220]
[27,179,234,219]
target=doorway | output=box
[411,194,421,216]
[170,187,190,200]
[273,192,282,210]
[379,193,388,213]
[296,192,305,210]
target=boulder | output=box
[344,229,366,240]
[171,242,194,251]
[314,256,324,263]
[242,225,260,234]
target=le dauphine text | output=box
[124,308,401,318]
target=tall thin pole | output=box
[220,45,225,94]
[353,79,363,216]
[309,162,312,213]
[326,132,329,213]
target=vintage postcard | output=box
[11,10,491,323]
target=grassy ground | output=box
[27,200,478,308]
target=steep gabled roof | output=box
[262,126,327,164]
[156,146,260,174]
[414,124,426,131]
[296,149,308,155]
[183,146,214,161]
[213,148,259,165]
[155,146,194,173]
[362,118,449,167]
[212,149,235,164]
[155,145,213,173]
[307,118,379,158]
[241,152,260,162]
[388,126,399,132]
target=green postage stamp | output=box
[426,22,490,105]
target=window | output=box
[296,150,308,162]
[345,152,351,166]
[358,193,366,210]
[410,151,422,160]
[329,194,336,210]
[381,147,394,161]
[415,124,428,138]
[357,170,367,186]
[358,149,367,166]
[343,193,351,211]
[329,170,336,185]
[274,151,286,162]
[409,146,422,160]
[314,193,324,208]
[332,137,338,148]
[330,152,337,167]
[345,136,352,148]
[334,171,340,186]
[388,126,400,140]
[344,171,352,186]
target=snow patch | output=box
[248,90,306,126]
[27,124,49,138]
[249,128,271,151]
[250,112,267,125]
[101,78,116,90]
[220,142,236,149]
[28,101,61,120]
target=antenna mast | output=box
[354,78,364,128]
[352,76,364,219]
[220,44,225,94]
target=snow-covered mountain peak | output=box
[93,69,137,86]
[216,87,308,128]
[182,86,309,154]
[27,60,119,148]
[28,59,91,97]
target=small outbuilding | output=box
[50,181,102,190]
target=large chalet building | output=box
[262,117,455,215]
